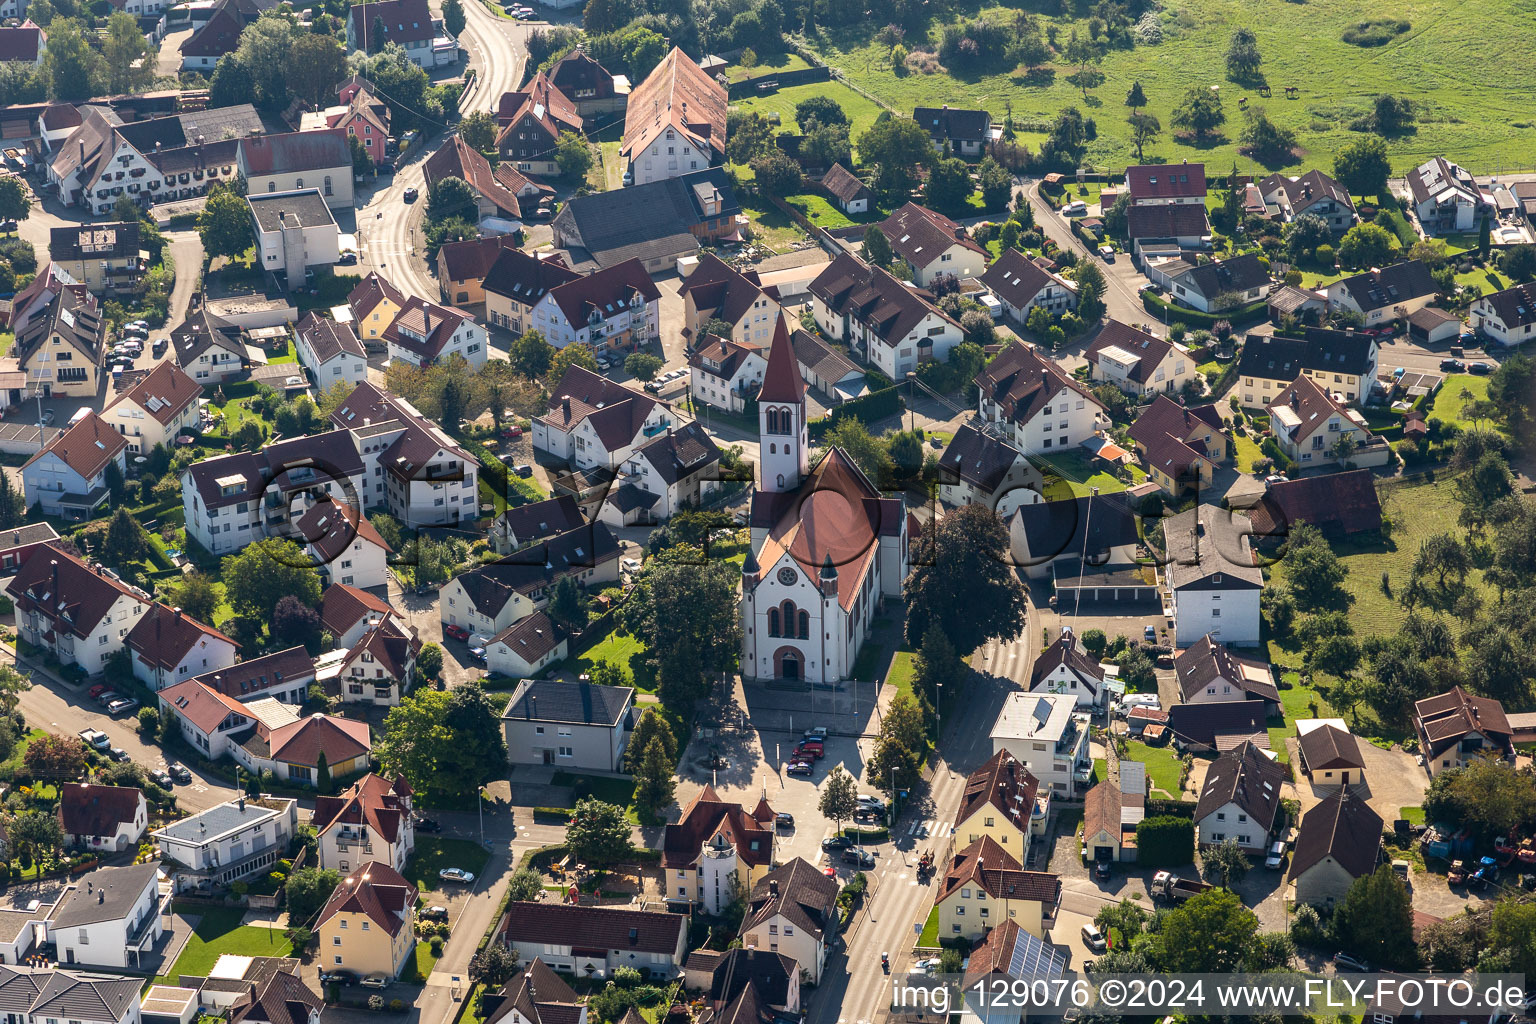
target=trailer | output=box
[1151,871,1214,903]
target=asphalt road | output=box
[1020,180,1148,329]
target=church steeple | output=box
[757,314,808,492]
[757,314,805,404]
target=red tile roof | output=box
[5,542,149,639]
[662,785,775,870]
[1125,162,1207,200]
[311,772,414,844]
[23,410,127,480]
[320,583,398,639]
[621,47,726,161]
[105,361,201,426]
[59,782,144,839]
[317,861,417,936]
[126,603,237,672]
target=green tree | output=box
[442,0,466,35]
[818,764,859,836]
[1125,80,1147,109]
[1338,222,1397,268]
[102,12,153,95]
[42,19,105,101]
[223,538,323,622]
[1146,889,1258,972]
[1225,26,1262,79]
[751,149,802,197]
[102,508,148,568]
[795,95,848,128]
[1117,645,1157,692]
[1171,86,1226,141]
[208,55,256,110]
[913,625,964,728]
[856,116,932,199]
[469,944,520,987]
[868,692,925,798]
[1134,816,1195,868]
[285,865,341,923]
[233,13,296,109]
[1239,107,1297,164]
[623,707,676,773]
[1065,63,1105,100]
[427,176,478,224]
[1479,214,1493,261]
[904,503,1027,655]
[547,343,599,384]
[1095,899,1149,943]
[506,867,544,903]
[510,329,555,379]
[1281,522,1349,606]
[1487,902,1536,979]
[1126,110,1161,162]
[1201,836,1250,888]
[1501,244,1536,283]
[861,226,892,268]
[1333,134,1392,198]
[199,184,255,261]
[0,664,30,717]
[566,796,632,865]
[1423,756,1536,838]
[618,546,740,707]
[161,571,221,625]
[1332,865,1417,969]
[623,352,664,381]
[547,575,587,633]
[726,112,775,165]
[459,111,498,152]
[554,132,595,180]
[7,811,65,865]
[823,418,893,485]
[632,735,676,820]
[289,34,348,108]
[802,120,851,170]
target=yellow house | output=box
[316,861,419,980]
[661,786,777,915]
[347,272,406,346]
[935,836,1060,943]
[1128,395,1228,497]
[954,750,1041,857]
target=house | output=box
[497,903,687,980]
[1288,789,1382,906]
[523,257,661,356]
[937,424,1043,514]
[550,167,742,273]
[300,79,390,166]
[21,411,127,518]
[819,163,871,215]
[316,862,418,980]
[437,234,520,306]
[990,692,1090,797]
[1295,719,1366,788]
[1242,469,1383,539]
[0,966,143,1024]
[0,522,62,574]
[1268,284,1328,324]
[158,679,263,760]
[789,328,865,404]
[1194,740,1285,853]
[294,312,367,389]
[294,496,391,590]
[935,835,1059,942]
[600,421,723,526]
[382,295,488,369]
[685,949,799,1014]
[1127,396,1226,496]
[345,0,457,68]
[620,47,725,186]
[533,364,674,469]
[194,646,317,706]
[489,495,585,555]
[549,47,629,117]
[236,713,371,787]
[678,253,781,349]
[1326,260,1439,324]
[48,222,145,294]
[1125,162,1207,206]
[248,189,341,281]
[500,677,632,771]
[1175,635,1278,711]
[217,961,322,1024]
[1150,252,1271,314]
[6,542,151,676]
[321,584,404,650]
[1125,203,1212,258]
[495,74,583,178]
[13,282,106,399]
[913,106,990,157]
[1081,765,1146,864]
[172,306,250,383]
[974,340,1106,454]
[348,272,406,346]
[482,960,590,1024]
[59,783,148,852]
[1237,327,1379,408]
[953,750,1041,856]
[483,610,566,679]
[1414,686,1514,776]
[662,786,776,914]
[1084,320,1194,397]
[1257,170,1356,231]
[179,0,254,69]
[311,772,416,875]
[180,431,366,556]
[482,250,582,335]
[879,202,987,286]
[0,21,46,64]
[979,248,1076,324]
[1007,493,1139,581]
[439,523,621,635]
[333,620,418,706]
[809,251,963,379]
[238,131,354,209]
[100,361,201,456]
[689,335,767,414]
[1407,306,1462,345]
[740,859,839,983]
[1267,375,1389,469]
[1407,157,1485,236]
[1164,503,1262,647]
[1168,700,1270,754]
[125,603,238,691]
[44,862,162,969]
[1028,628,1106,709]
[424,135,524,224]
[152,795,298,890]
[1470,282,1536,346]
[959,921,1066,1024]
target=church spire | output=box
[756,314,805,404]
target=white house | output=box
[6,542,151,677]
[1163,504,1263,647]
[100,362,202,455]
[990,692,1091,797]
[1407,157,1485,236]
[1288,789,1383,907]
[740,859,839,984]
[489,496,586,555]
[345,0,457,67]
[46,862,162,969]
[1174,634,1279,712]
[1470,282,1536,346]
[1084,320,1194,397]
[501,677,633,772]
[382,296,488,369]
[152,795,299,890]
[59,783,149,853]
[879,203,988,286]
[497,903,688,980]
[619,47,724,186]
[294,312,368,389]
[1125,163,1207,206]
[677,253,780,350]
[1194,740,1284,853]
[1236,328,1380,409]
[1150,252,1271,314]
[1266,375,1390,470]
[333,620,418,706]
[809,252,963,379]
[1027,628,1106,709]
[0,965,143,1024]
[294,497,391,590]
[238,131,354,210]
[1325,260,1438,325]
[523,257,661,356]
[440,522,622,636]
[248,189,341,281]
[1008,493,1141,581]
[599,421,722,526]
[125,603,239,691]
[688,336,767,414]
[936,424,1043,515]
[311,772,417,875]
[979,249,1076,324]
[975,340,1106,454]
[485,610,568,679]
[1257,170,1356,231]
[21,411,128,519]
[321,584,405,650]
[532,365,674,470]
[172,307,251,384]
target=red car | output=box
[796,743,824,761]
[444,624,470,641]
[88,684,109,699]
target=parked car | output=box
[468,646,487,662]
[786,760,813,776]
[1265,840,1286,869]
[1441,358,1466,372]
[1469,360,1493,375]
[153,337,168,356]
[444,624,470,641]
[421,906,449,921]
[514,464,533,478]
[96,690,122,706]
[1097,244,1115,261]
[150,768,173,788]
[1332,952,1370,972]
[169,763,192,783]
[1143,625,1157,642]
[842,849,876,869]
[795,742,824,760]
[78,729,110,750]
[337,251,358,266]
[417,817,442,833]
[360,975,389,990]
[88,684,109,699]
[107,697,139,714]
[1094,858,1112,880]
[1081,924,1107,953]
[108,746,129,762]
[821,835,854,851]
[621,557,642,573]
[320,970,359,986]
[804,727,828,741]
[775,812,795,830]
[439,868,475,884]
[857,795,886,811]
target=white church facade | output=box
[740,316,911,685]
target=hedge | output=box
[807,385,904,442]
[1134,815,1196,868]
[1140,289,1270,331]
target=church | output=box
[740,316,911,685]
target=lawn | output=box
[1263,669,1338,757]
[1426,374,1500,433]
[551,772,640,823]
[918,905,940,946]
[573,628,653,692]
[1233,433,1265,474]
[1036,449,1144,499]
[723,51,813,83]
[1455,267,1510,293]
[166,908,293,979]
[405,837,492,892]
[886,651,918,704]
[800,0,1536,175]
[729,80,887,160]
[737,194,809,253]
[784,192,884,230]
[1124,741,1184,800]
[411,939,442,980]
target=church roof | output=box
[756,314,804,404]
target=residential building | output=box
[1193,740,1285,853]
[423,135,524,224]
[485,610,568,679]
[316,863,418,979]
[936,424,1043,514]
[678,253,780,348]
[345,0,457,67]
[21,411,127,518]
[100,361,201,456]
[549,47,629,117]
[125,603,239,691]
[300,79,390,166]
[1257,169,1356,231]
[1167,700,1271,754]
[46,863,161,969]
[1163,503,1263,647]
[1267,283,1328,323]
[879,202,987,285]
[685,949,798,1015]
[600,421,723,525]
[550,167,742,273]
[1127,395,1226,496]
[151,795,298,890]
[741,320,908,684]
[790,328,865,403]
[1237,327,1379,408]
[13,282,107,399]
[620,47,725,186]
[1242,469,1383,539]
[494,74,583,178]
[740,859,838,983]
[332,619,418,706]
[989,692,1090,797]
[500,677,633,771]
[1028,628,1106,709]
[1470,282,1536,346]
[935,836,1058,942]
[0,967,140,1024]
[1174,634,1278,712]
[6,542,151,676]
[248,189,340,281]
[1125,203,1212,257]
[819,163,871,215]
[1407,305,1462,345]
[1006,493,1139,581]
[522,257,660,355]
[532,364,674,469]
[0,523,62,574]
[439,523,621,635]
[293,497,391,589]
[178,0,254,69]
[489,495,585,555]
[1406,156,1485,235]
[1084,320,1194,397]
[1266,375,1390,469]
[0,21,46,64]
[437,234,520,306]
[311,773,416,875]
[979,249,1076,324]
[913,105,990,156]
[172,306,250,383]
[47,222,145,295]
[294,312,367,389]
[959,921,1066,1024]
[974,340,1106,454]
[662,786,776,914]
[1325,260,1438,324]
[1125,162,1206,206]
[158,679,264,760]
[480,962,590,1024]
[483,249,582,335]
[382,296,489,368]
[1295,720,1366,788]
[236,713,371,787]
[497,903,687,979]
[1414,686,1514,776]
[59,783,148,852]
[809,252,963,379]
[347,272,406,347]
[1148,252,1271,314]
[207,960,321,1024]
[238,131,353,209]
[1081,765,1146,864]
[953,750,1041,856]
[321,584,404,650]
[195,646,316,707]
[1288,789,1382,906]
[689,335,767,414]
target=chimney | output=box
[174,607,182,618]
[768,879,779,897]
[561,395,571,417]
[98,891,105,904]
[238,795,245,811]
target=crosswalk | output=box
[907,819,956,838]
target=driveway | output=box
[1288,739,1427,823]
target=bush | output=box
[613,967,643,988]
[390,1000,405,1012]
[1315,243,1336,266]
[368,995,384,1011]
[1341,18,1410,45]
[1134,815,1196,868]
[429,936,444,955]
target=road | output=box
[1020,180,1148,329]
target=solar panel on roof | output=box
[1006,929,1066,977]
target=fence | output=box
[726,65,831,98]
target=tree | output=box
[459,111,498,152]
[223,538,323,622]
[802,119,851,171]
[1117,645,1157,693]
[1146,888,1257,972]
[233,13,297,109]
[1367,94,1416,135]
[1479,214,1493,261]
[547,575,587,633]
[273,594,324,652]
[861,226,892,268]
[285,866,340,923]
[1501,244,1536,283]
[1281,522,1349,606]
[868,693,925,798]
[162,571,221,625]
[103,12,153,95]
[623,352,663,381]
[208,55,256,110]
[1423,757,1536,838]
[618,547,740,708]
[1066,63,1106,100]
[415,642,443,686]
[751,150,802,197]
[856,116,932,198]
[289,35,348,109]
[0,664,30,717]
[1126,111,1161,162]
[632,735,676,820]
[726,112,776,165]
[1041,106,1089,168]
[469,944,520,987]
[1095,899,1150,944]
[347,133,373,178]
[8,811,65,865]
[510,329,555,380]
[1487,902,1536,979]
[0,472,26,528]
[1240,108,1296,165]
[1201,837,1250,888]
[624,707,676,773]
[1126,80,1147,109]
[498,866,543,905]
[819,765,859,836]
[427,176,478,224]
[1338,222,1396,268]
[1332,134,1391,198]
[547,344,599,385]
[102,508,147,568]
[1332,866,1417,969]
[824,418,894,486]
[554,132,595,180]
[42,19,105,102]
[198,185,255,261]
[904,503,1027,654]
[23,733,87,782]
[1171,87,1226,141]
[442,0,466,34]
[796,95,848,128]
[1225,27,1262,80]
[566,797,633,865]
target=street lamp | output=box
[477,786,486,847]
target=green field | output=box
[1124,741,1183,799]
[1037,449,1146,499]
[1425,374,1500,433]
[785,191,884,229]
[574,628,653,692]
[165,908,293,980]
[730,80,888,161]
[724,52,814,83]
[738,194,810,252]
[405,837,492,892]
[802,0,1536,175]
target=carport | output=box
[1053,564,1159,605]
